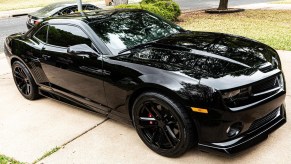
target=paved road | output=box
[0,16,27,55]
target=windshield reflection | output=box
[89,10,183,54]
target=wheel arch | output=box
[127,84,191,121]
[126,81,201,142]
[10,56,21,66]
[10,56,39,86]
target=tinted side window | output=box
[34,25,48,42]
[61,6,77,15]
[84,5,99,10]
[47,25,91,47]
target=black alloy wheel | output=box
[12,61,40,100]
[132,92,196,157]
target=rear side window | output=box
[58,6,78,15]
[34,25,48,42]
[84,5,99,10]
[47,24,91,47]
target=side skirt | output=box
[38,87,133,126]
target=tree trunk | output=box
[114,0,129,6]
[218,0,228,10]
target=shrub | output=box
[140,0,172,4]
[115,0,181,21]
[115,4,141,9]
[152,1,181,19]
[140,0,157,4]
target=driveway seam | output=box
[0,73,12,79]
[0,73,11,77]
[36,118,109,163]
[61,118,109,148]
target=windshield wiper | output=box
[117,31,190,55]
[118,41,158,55]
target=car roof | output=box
[30,2,96,18]
[43,1,93,8]
[45,9,146,24]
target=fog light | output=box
[226,122,243,138]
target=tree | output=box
[114,0,128,5]
[218,0,228,10]
[206,0,244,13]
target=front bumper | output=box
[197,104,286,156]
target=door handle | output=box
[79,66,106,76]
[42,54,51,60]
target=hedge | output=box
[115,0,181,21]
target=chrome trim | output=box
[140,117,156,121]
[252,87,281,97]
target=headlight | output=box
[222,89,241,99]
[272,56,279,69]
[222,87,251,99]
[278,74,284,88]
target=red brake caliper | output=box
[148,113,153,125]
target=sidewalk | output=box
[0,7,41,19]
[234,3,291,10]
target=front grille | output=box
[259,65,274,73]
[248,108,279,131]
[224,75,282,108]
[252,76,279,94]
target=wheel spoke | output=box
[137,124,159,129]
[14,71,24,79]
[146,102,162,119]
[150,129,159,144]
[19,68,27,78]
[17,81,25,88]
[26,84,31,95]
[161,128,174,147]
[166,125,180,143]
[156,129,162,148]
[21,83,27,92]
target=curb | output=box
[0,8,40,19]
[12,13,28,17]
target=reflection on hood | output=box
[112,31,277,80]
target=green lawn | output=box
[0,0,101,11]
[178,10,291,51]
[0,154,22,164]
[271,0,291,4]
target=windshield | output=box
[89,10,184,54]
[34,3,65,16]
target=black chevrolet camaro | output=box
[4,9,287,157]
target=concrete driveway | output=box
[0,51,290,163]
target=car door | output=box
[40,24,108,113]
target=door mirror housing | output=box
[67,44,99,58]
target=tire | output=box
[132,92,196,157]
[12,61,40,100]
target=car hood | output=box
[157,31,278,67]
[113,31,279,87]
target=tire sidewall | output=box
[12,61,39,100]
[132,92,193,157]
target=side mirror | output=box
[67,44,99,59]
